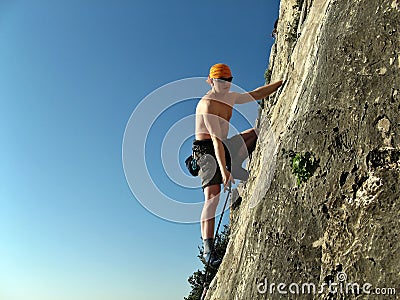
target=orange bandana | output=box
[208,63,232,79]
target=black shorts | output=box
[192,134,244,189]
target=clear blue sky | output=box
[0,1,280,299]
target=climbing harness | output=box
[200,182,232,300]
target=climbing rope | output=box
[200,182,232,300]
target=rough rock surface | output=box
[207,0,399,299]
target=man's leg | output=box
[238,128,258,160]
[201,184,221,239]
[200,184,221,265]
[231,128,258,179]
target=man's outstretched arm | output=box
[235,80,283,104]
[249,80,283,100]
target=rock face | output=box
[207,0,399,299]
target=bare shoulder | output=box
[230,91,254,104]
[196,96,215,114]
[228,91,241,102]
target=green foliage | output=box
[293,0,304,10]
[287,0,304,43]
[264,68,272,84]
[287,14,300,43]
[184,225,230,300]
[185,270,204,300]
[288,150,319,186]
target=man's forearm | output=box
[211,138,227,174]
[250,80,283,100]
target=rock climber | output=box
[193,63,283,265]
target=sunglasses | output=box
[214,77,233,82]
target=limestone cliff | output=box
[207,0,399,299]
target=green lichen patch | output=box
[288,150,319,185]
